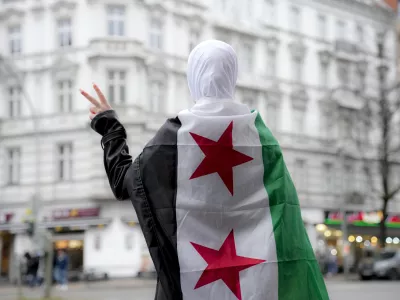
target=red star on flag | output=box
[189,121,253,195]
[191,230,265,300]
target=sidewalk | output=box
[324,273,359,282]
[0,278,157,299]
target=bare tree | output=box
[327,32,400,248]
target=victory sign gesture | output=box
[80,83,112,120]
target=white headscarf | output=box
[187,40,238,102]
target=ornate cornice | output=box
[146,2,167,19]
[0,8,25,23]
[51,0,77,12]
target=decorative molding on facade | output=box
[289,39,307,61]
[290,87,309,110]
[356,59,368,74]
[318,50,333,65]
[51,0,77,13]
[87,0,136,4]
[146,2,167,20]
[266,36,280,52]
[31,3,45,17]
[0,8,25,23]
[147,58,168,81]
[266,84,282,105]
[50,56,79,79]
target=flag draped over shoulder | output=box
[92,108,329,300]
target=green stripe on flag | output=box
[255,113,329,300]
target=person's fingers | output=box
[80,89,100,107]
[89,112,96,120]
[92,83,108,105]
[89,105,97,114]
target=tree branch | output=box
[387,184,400,201]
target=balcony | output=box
[334,39,363,60]
[88,38,144,60]
[0,111,89,137]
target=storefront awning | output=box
[0,223,28,233]
[121,215,139,226]
[40,217,112,229]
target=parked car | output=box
[81,268,109,281]
[359,249,400,280]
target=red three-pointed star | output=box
[191,230,265,300]
[189,121,253,195]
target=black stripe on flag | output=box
[131,117,183,300]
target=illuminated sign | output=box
[325,211,400,228]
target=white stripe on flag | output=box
[176,110,278,300]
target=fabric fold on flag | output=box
[91,107,329,300]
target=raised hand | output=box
[80,83,112,120]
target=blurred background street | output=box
[1,278,399,300]
[1,0,400,299]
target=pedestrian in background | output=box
[53,249,69,290]
[24,252,39,288]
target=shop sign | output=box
[52,207,100,220]
[325,211,400,228]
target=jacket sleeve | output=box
[90,110,135,201]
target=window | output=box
[294,159,308,191]
[107,5,125,36]
[318,14,327,38]
[266,50,277,77]
[293,58,303,82]
[341,116,353,139]
[336,20,346,39]
[107,70,126,104]
[149,18,163,50]
[355,70,366,91]
[266,103,278,130]
[241,42,253,73]
[125,234,133,250]
[57,80,73,113]
[356,24,364,44]
[149,81,164,113]
[264,0,276,23]
[320,62,329,87]
[293,108,305,134]
[8,25,21,54]
[8,86,22,118]
[337,61,350,87]
[57,18,72,47]
[323,162,334,193]
[321,112,333,137]
[6,147,21,185]
[57,143,73,181]
[290,6,301,31]
[363,166,372,192]
[188,28,200,54]
[343,163,353,193]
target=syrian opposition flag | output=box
[135,110,329,300]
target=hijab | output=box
[186,40,249,116]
